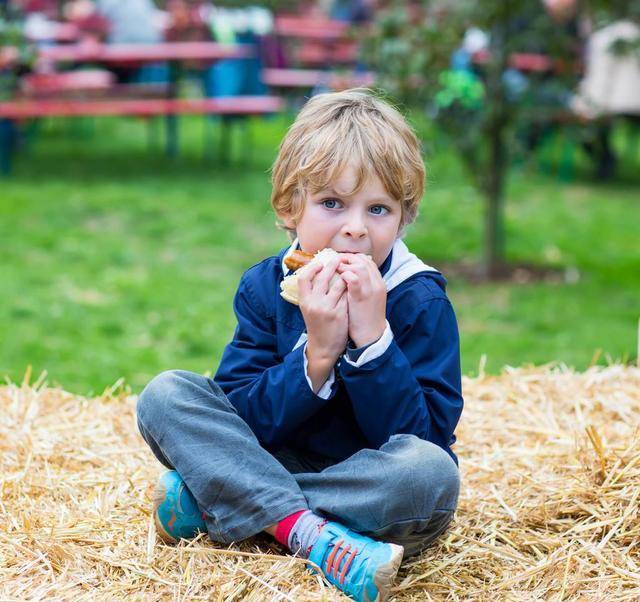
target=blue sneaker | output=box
[308,521,404,602]
[153,470,207,544]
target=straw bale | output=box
[1,364,639,600]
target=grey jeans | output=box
[136,369,460,558]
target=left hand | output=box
[336,254,387,348]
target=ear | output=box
[280,212,297,230]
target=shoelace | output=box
[325,539,360,585]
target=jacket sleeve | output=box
[338,298,463,451]
[213,274,333,448]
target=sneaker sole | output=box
[152,479,179,545]
[371,543,404,602]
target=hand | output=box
[336,254,387,347]
[297,257,349,363]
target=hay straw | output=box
[1,363,639,600]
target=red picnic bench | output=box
[0,96,283,119]
[19,70,116,96]
[36,40,254,67]
[0,41,283,173]
[18,69,169,101]
[295,42,359,67]
[0,96,283,174]
[472,50,580,74]
[273,16,349,40]
[261,68,375,91]
[273,15,360,68]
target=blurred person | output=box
[508,0,628,179]
[570,19,640,178]
[137,89,462,602]
[95,0,162,44]
[545,0,581,22]
[457,0,595,173]
[63,0,110,40]
[163,0,212,87]
[165,0,209,42]
[572,19,640,119]
[94,0,167,84]
[203,5,271,97]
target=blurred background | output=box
[1,0,638,395]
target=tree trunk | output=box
[481,20,510,280]
[484,120,506,279]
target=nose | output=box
[342,210,368,239]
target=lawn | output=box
[1,113,638,395]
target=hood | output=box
[281,237,443,293]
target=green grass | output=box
[1,114,638,395]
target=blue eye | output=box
[322,199,340,209]
[370,205,389,215]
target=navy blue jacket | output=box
[214,238,464,464]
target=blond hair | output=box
[270,88,425,241]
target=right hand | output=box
[297,257,349,363]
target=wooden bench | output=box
[261,68,375,91]
[0,96,283,118]
[273,14,360,68]
[293,41,359,67]
[0,95,283,173]
[19,70,173,103]
[273,16,349,40]
[19,70,116,97]
[472,50,580,75]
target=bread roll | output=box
[280,248,341,305]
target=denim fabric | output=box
[137,369,460,558]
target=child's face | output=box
[282,164,403,268]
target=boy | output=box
[136,89,463,602]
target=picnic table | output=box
[36,41,253,67]
[261,67,374,91]
[273,14,359,68]
[472,50,580,74]
[273,16,349,40]
[264,14,367,97]
[0,41,284,173]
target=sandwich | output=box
[280,248,341,305]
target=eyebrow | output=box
[318,187,397,204]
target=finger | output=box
[326,275,347,307]
[340,270,361,289]
[297,263,323,299]
[341,255,381,286]
[338,253,369,266]
[341,265,368,283]
[334,293,348,315]
[311,259,340,294]
[336,263,368,278]
[299,261,323,280]
[362,256,383,283]
[342,269,373,298]
[333,287,348,311]
[361,252,376,265]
